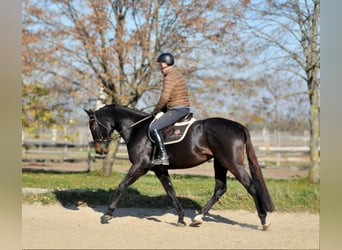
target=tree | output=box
[22,0,246,110]
[22,0,247,174]
[235,0,320,182]
[22,0,317,178]
[22,11,67,134]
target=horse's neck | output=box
[111,107,149,140]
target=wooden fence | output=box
[22,128,313,170]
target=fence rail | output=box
[22,127,314,170]
[22,141,92,169]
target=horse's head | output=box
[85,109,113,155]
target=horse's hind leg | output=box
[153,168,186,226]
[191,159,227,226]
[228,162,269,229]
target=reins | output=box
[92,114,153,143]
[129,115,152,128]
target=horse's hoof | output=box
[176,221,186,227]
[101,215,113,224]
[190,214,203,227]
[262,223,271,231]
[190,219,202,227]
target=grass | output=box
[22,170,319,213]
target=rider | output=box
[149,52,191,165]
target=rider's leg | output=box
[150,128,169,165]
[149,107,190,165]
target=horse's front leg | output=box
[101,162,149,224]
[153,168,186,227]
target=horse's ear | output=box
[84,109,94,117]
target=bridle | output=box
[90,112,153,144]
[90,113,113,144]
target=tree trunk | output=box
[307,0,320,183]
[308,85,320,183]
[102,131,120,176]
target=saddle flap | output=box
[162,117,196,145]
[148,113,196,145]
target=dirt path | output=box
[22,203,319,249]
[22,161,316,249]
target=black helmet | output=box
[156,53,174,66]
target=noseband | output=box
[90,113,112,144]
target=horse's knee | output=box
[215,187,226,200]
[215,178,226,187]
[117,183,127,194]
[215,179,227,198]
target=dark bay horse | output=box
[85,104,274,230]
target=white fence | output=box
[22,127,312,168]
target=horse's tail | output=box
[243,126,275,212]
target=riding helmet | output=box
[156,53,174,66]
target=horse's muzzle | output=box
[94,142,110,155]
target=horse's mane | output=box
[98,104,149,118]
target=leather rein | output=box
[91,113,152,143]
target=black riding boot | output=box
[150,129,169,165]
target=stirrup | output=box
[151,156,169,165]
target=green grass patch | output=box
[22,170,319,213]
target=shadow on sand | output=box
[52,188,258,230]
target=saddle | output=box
[149,112,196,145]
